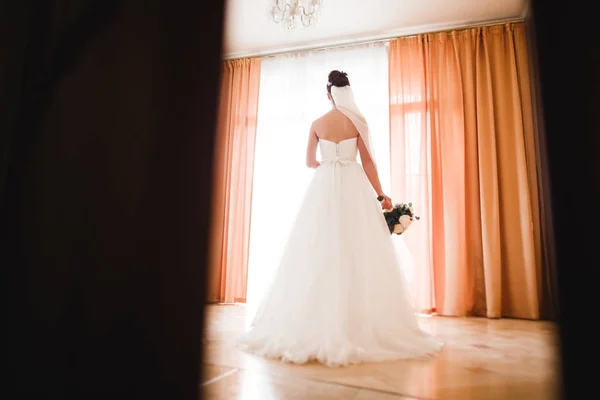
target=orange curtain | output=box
[208,58,261,303]
[389,23,546,319]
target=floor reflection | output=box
[201,304,560,400]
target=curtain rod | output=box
[222,17,525,60]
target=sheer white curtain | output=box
[246,44,393,313]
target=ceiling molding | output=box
[222,16,524,60]
[521,0,532,19]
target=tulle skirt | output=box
[237,160,443,367]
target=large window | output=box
[389,98,431,303]
[246,44,390,313]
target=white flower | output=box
[399,215,412,229]
[393,224,404,234]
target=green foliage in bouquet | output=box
[383,203,420,235]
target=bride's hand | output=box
[379,194,392,211]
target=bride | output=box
[237,70,443,367]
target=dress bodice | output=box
[319,137,358,164]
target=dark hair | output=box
[327,70,350,94]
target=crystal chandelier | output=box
[270,0,323,30]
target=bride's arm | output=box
[358,136,392,209]
[306,122,320,168]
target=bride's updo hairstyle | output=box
[327,70,350,94]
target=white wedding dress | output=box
[236,135,443,367]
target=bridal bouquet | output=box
[383,203,420,235]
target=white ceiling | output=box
[223,0,527,59]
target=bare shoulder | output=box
[313,109,337,126]
[310,112,325,130]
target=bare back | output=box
[305,107,387,204]
[312,109,359,143]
